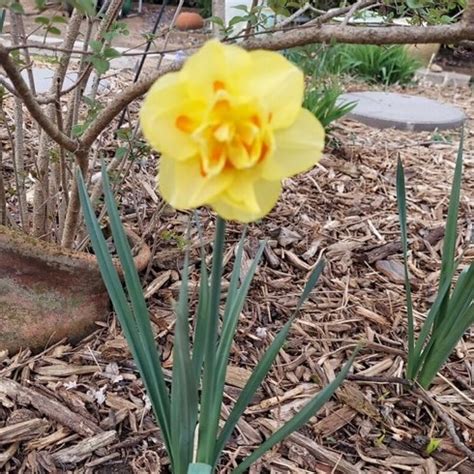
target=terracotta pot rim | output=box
[0,224,151,276]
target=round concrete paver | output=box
[339,91,466,131]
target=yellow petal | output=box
[210,177,281,223]
[159,156,233,210]
[261,109,325,181]
[140,72,203,161]
[225,172,261,215]
[181,40,251,101]
[245,50,304,129]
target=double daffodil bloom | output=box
[140,40,324,222]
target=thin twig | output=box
[415,387,474,462]
[342,0,377,27]
[347,374,411,385]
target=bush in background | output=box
[303,83,355,130]
[338,44,421,85]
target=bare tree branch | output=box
[342,0,377,26]
[244,22,474,50]
[80,19,473,152]
[0,44,78,153]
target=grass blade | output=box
[210,242,265,464]
[192,214,211,379]
[396,157,415,379]
[90,167,172,455]
[214,260,325,462]
[434,131,464,330]
[233,351,357,474]
[197,217,226,464]
[410,267,457,376]
[215,318,293,462]
[215,241,265,389]
[222,228,247,323]
[171,250,198,472]
[296,259,326,312]
[417,264,474,387]
[417,302,473,388]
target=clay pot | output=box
[0,225,151,355]
[175,12,205,31]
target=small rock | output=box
[277,227,302,247]
[376,259,406,285]
[175,12,205,31]
[429,63,443,73]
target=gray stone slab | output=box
[27,68,109,94]
[415,68,471,87]
[1,67,109,95]
[339,91,466,131]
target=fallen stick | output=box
[51,430,117,466]
[0,378,101,437]
[0,418,49,444]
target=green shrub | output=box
[196,0,212,18]
[285,46,354,129]
[338,44,420,85]
[284,44,345,79]
[286,43,420,86]
[304,83,355,130]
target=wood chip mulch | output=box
[0,82,473,473]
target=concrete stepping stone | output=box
[339,91,466,131]
[20,67,109,95]
[0,67,109,95]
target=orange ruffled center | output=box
[175,81,274,178]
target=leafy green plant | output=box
[71,97,104,136]
[34,14,68,37]
[304,84,355,130]
[85,39,121,74]
[77,164,356,473]
[397,0,465,25]
[197,0,212,18]
[397,133,473,388]
[285,45,355,130]
[338,44,420,85]
[284,43,346,79]
[267,0,306,16]
[425,438,442,455]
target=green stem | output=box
[197,216,226,464]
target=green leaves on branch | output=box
[78,165,354,473]
[71,97,103,137]
[34,14,67,36]
[397,132,473,388]
[86,39,121,75]
[0,0,24,14]
[66,0,96,17]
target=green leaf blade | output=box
[233,351,357,473]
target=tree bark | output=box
[32,9,82,239]
[464,0,474,25]
[243,23,474,50]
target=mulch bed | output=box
[0,81,473,473]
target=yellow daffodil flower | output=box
[140,40,324,222]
